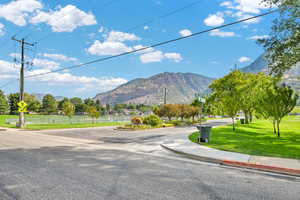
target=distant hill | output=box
[32,93,65,102]
[94,72,214,105]
[241,54,300,94]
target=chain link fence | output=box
[6,115,131,125]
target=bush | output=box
[143,114,162,126]
[131,116,143,125]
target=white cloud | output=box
[143,26,149,30]
[39,53,78,62]
[235,0,269,14]
[87,40,132,56]
[247,35,269,40]
[204,13,224,26]
[140,51,183,63]
[106,31,140,42]
[26,69,127,92]
[209,29,236,37]
[233,12,261,24]
[238,56,251,63]
[0,0,42,26]
[30,5,97,32]
[0,60,17,74]
[32,58,60,70]
[140,51,164,63]
[164,53,182,63]
[133,45,154,54]
[0,23,5,36]
[179,29,192,37]
[220,1,234,8]
[220,0,269,14]
[98,26,104,33]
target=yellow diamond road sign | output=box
[18,101,27,113]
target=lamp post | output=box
[199,97,206,126]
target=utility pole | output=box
[164,88,167,104]
[11,37,34,128]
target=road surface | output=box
[0,120,299,200]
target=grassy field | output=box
[189,116,300,159]
[291,106,300,114]
[0,115,128,130]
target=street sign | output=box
[17,101,27,113]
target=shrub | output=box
[143,114,162,126]
[131,116,143,125]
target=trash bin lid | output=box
[196,125,212,129]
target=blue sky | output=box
[0,0,276,98]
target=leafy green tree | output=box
[62,101,75,120]
[8,93,19,115]
[27,100,41,113]
[0,90,8,114]
[70,97,86,113]
[257,82,298,137]
[84,98,95,107]
[208,70,243,131]
[42,94,57,114]
[58,98,69,111]
[259,0,300,76]
[86,106,100,123]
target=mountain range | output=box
[94,72,214,105]
[94,54,300,105]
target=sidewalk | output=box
[161,129,300,177]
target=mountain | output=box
[94,72,214,105]
[32,93,65,102]
[241,54,300,93]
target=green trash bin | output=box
[240,118,245,124]
[197,125,212,143]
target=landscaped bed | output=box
[189,116,300,159]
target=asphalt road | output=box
[0,120,299,200]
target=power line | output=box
[125,0,202,32]
[0,9,279,89]
[26,9,279,79]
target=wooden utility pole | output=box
[11,37,34,128]
[164,88,167,104]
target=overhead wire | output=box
[0,9,279,89]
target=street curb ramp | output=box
[160,144,300,177]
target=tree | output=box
[58,98,69,111]
[42,94,57,114]
[257,82,298,137]
[159,104,178,121]
[259,0,300,76]
[8,93,20,115]
[189,106,200,122]
[62,101,75,120]
[208,70,243,131]
[84,98,95,106]
[27,100,41,113]
[86,106,100,123]
[70,97,85,113]
[0,90,8,114]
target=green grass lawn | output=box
[189,116,300,159]
[25,122,128,130]
[291,106,300,114]
[0,114,128,130]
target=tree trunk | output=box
[249,111,253,123]
[273,120,277,135]
[244,110,249,124]
[277,120,280,137]
[232,117,235,131]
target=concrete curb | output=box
[161,144,300,177]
